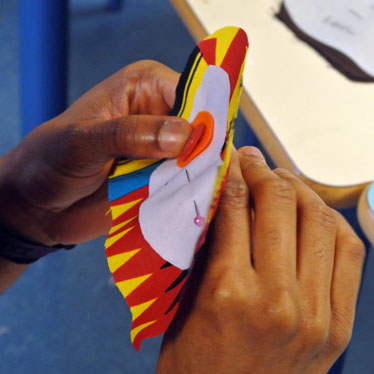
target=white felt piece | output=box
[285,0,374,77]
[184,0,374,187]
[139,66,230,270]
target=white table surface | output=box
[183,0,374,187]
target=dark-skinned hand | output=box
[0,60,190,246]
[158,147,365,374]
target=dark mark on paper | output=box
[348,8,364,20]
[323,16,355,35]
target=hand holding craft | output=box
[157,147,366,374]
[0,60,191,247]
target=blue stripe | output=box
[108,161,163,202]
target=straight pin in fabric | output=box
[185,169,205,227]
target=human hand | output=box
[0,60,190,245]
[157,147,365,374]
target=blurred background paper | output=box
[284,0,374,78]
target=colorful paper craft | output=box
[105,26,248,350]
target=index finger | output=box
[208,149,253,271]
[238,147,297,284]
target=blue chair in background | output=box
[19,0,123,137]
[19,0,68,137]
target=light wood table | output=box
[171,0,374,208]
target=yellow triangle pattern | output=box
[111,198,143,220]
[210,26,238,66]
[130,298,157,321]
[107,248,141,273]
[108,215,137,235]
[131,320,156,343]
[116,273,152,298]
[110,159,159,179]
[105,225,135,248]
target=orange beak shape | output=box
[177,111,214,168]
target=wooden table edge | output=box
[170,0,369,209]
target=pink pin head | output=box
[194,216,205,227]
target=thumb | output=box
[79,114,191,161]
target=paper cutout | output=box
[279,0,374,81]
[177,111,214,167]
[105,26,248,350]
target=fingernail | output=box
[158,120,188,153]
[240,146,265,159]
[179,123,205,161]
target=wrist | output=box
[0,223,75,264]
[0,156,56,246]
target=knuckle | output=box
[209,275,247,308]
[205,266,249,298]
[264,228,287,253]
[144,60,164,75]
[198,272,255,329]
[60,122,83,145]
[220,179,249,209]
[210,285,237,310]
[299,317,330,350]
[54,122,88,159]
[260,178,296,205]
[305,202,337,232]
[258,291,298,338]
[119,117,138,150]
[240,154,267,170]
[342,236,366,264]
[311,237,331,261]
